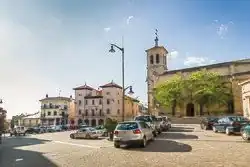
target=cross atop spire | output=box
[154,29,159,47]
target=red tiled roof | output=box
[100,81,122,89]
[73,84,94,90]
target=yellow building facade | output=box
[124,96,140,120]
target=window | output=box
[99,109,102,116]
[49,103,53,108]
[79,93,82,96]
[85,100,88,105]
[92,100,95,105]
[79,100,81,105]
[156,54,160,64]
[116,122,138,130]
[106,92,110,95]
[99,99,102,105]
[78,109,81,115]
[118,100,120,104]
[61,112,65,116]
[150,55,154,64]
[107,99,110,105]
[117,109,120,114]
[92,109,95,116]
[163,56,166,65]
[29,120,31,125]
[139,122,147,128]
[106,109,110,114]
[53,111,57,116]
[85,109,88,116]
[36,119,38,124]
[48,111,51,116]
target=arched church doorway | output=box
[186,103,195,117]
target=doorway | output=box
[186,103,195,117]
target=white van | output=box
[10,126,27,136]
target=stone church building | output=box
[146,32,250,117]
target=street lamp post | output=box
[109,44,134,121]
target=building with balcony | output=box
[73,81,140,126]
[40,94,74,126]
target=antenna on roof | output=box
[154,29,159,47]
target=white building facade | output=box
[40,95,74,126]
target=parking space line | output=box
[53,141,101,149]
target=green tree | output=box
[189,70,232,115]
[154,70,232,116]
[154,75,184,116]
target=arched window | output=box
[156,54,160,64]
[150,55,154,64]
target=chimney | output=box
[46,94,48,98]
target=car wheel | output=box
[212,126,217,133]
[85,134,91,139]
[153,131,157,137]
[70,134,75,139]
[23,133,26,136]
[242,132,250,141]
[226,128,231,135]
[140,136,147,148]
[114,142,120,148]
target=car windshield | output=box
[229,116,249,122]
[156,117,163,121]
[116,122,138,130]
[135,116,152,122]
[207,117,219,121]
[88,128,96,131]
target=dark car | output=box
[212,116,250,135]
[25,127,41,134]
[200,117,219,130]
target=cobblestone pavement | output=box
[1,124,250,167]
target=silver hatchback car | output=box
[113,121,154,148]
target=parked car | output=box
[39,126,47,133]
[70,127,101,139]
[200,116,219,130]
[113,121,154,148]
[94,125,108,137]
[134,115,161,136]
[157,116,171,131]
[241,124,250,141]
[25,127,41,134]
[47,126,56,133]
[212,116,250,135]
[10,126,27,136]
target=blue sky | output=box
[1,0,250,118]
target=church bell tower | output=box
[146,29,168,115]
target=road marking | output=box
[53,141,101,149]
[15,158,23,162]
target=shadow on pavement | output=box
[159,132,198,140]
[126,140,192,153]
[0,137,58,167]
[169,127,194,132]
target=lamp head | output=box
[127,86,134,95]
[109,45,116,53]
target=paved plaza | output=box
[1,124,250,167]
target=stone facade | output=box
[146,35,250,116]
[239,79,250,119]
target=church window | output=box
[150,55,154,64]
[156,54,160,64]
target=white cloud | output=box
[126,16,134,25]
[184,56,216,67]
[213,20,234,39]
[104,27,111,32]
[167,50,179,60]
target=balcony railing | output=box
[41,104,68,109]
